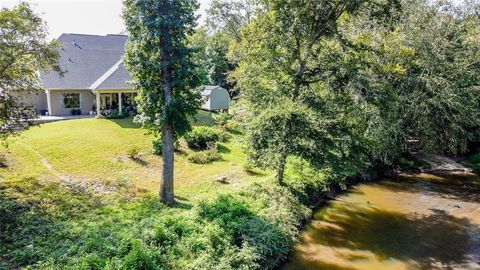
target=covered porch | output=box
[94,90,138,117]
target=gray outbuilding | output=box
[200,85,230,111]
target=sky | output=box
[0,0,212,39]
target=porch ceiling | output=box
[94,89,138,94]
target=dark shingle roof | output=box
[41,34,133,90]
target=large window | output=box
[63,93,80,109]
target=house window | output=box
[63,93,80,109]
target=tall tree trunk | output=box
[160,70,175,205]
[161,122,175,205]
[159,0,174,205]
[160,61,175,205]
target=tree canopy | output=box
[0,3,61,141]
[233,0,480,183]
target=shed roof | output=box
[201,85,224,97]
[41,33,133,90]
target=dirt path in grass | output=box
[18,142,116,194]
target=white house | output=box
[21,33,229,116]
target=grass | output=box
[0,111,275,269]
[0,111,268,202]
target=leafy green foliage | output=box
[395,154,431,171]
[212,112,233,128]
[0,3,61,141]
[335,0,480,162]
[184,126,221,149]
[152,138,163,155]
[233,0,400,183]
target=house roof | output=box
[41,33,133,90]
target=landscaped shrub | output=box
[103,110,127,119]
[218,129,232,142]
[70,109,82,115]
[187,148,222,164]
[212,113,233,128]
[184,127,220,149]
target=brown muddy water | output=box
[282,173,480,270]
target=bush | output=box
[184,127,220,150]
[212,113,233,128]
[197,195,253,234]
[103,110,127,119]
[70,109,82,115]
[126,146,140,159]
[152,139,162,156]
[217,130,232,142]
[187,148,222,164]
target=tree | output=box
[233,0,398,184]
[206,0,259,41]
[0,3,61,141]
[189,29,236,93]
[334,0,480,164]
[123,0,202,205]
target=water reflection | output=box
[282,173,480,270]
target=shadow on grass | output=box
[217,144,231,154]
[245,167,268,176]
[173,196,192,210]
[226,127,243,136]
[110,117,141,129]
[132,157,149,166]
[190,111,216,127]
[0,155,7,168]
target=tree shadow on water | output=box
[379,174,480,204]
[303,203,480,269]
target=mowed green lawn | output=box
[0,112,269,201]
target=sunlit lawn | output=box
[0,111,269,202]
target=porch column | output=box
[95,92,101,117]
[45,90,52,116]
[118,92,122,113]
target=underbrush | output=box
[464,150,480,171]
[0,169,315,270]
[395,153,431,171]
